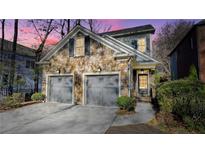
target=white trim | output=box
[45,73,75,104]
[104,35,160,63]
[40,26,128,62]
[137,37,146,53]
[82,72,121,106]
[150,34,153,57]
[74,35,85,57]
[136,71,150,97]
[39,25,160,65]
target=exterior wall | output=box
[170,51,178,80]
[114,33,152,56]
[170,28,199,80]
[0,51,36,92]
[197,25,205,83]
[42,39,130,104]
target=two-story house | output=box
[38,24,159,106]
[169,20,205,83]
[0,39,36,99]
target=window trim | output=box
[137,37,146,53]
[74,36,85,57]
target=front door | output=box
[138,74,148,96]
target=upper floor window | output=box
[75,37,85,57]
[137,38,146,52]
[26,60,35,69]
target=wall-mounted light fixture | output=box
[97,66,102,72]
[58,69,61,74]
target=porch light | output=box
[97,67,102,72]
[58,69,61,74]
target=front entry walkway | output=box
[106,102,161,134]
[112,103,155,126]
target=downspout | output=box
[128,57,132,97]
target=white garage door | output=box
[48,75,73,104]
[85,74,119,107]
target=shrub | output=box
[116,96,136,111]
[2,93,24,108]
[31,92,46,101]
[157,79,205,132]
[188,65,198,81]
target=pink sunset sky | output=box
[0,19,198,49]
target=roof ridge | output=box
[99,24,155,36]
[0,38,36,51]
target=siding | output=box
[115,33,152,56]
[197,26,205,83]
[170,27,199,80]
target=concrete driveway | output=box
[0,103,117,134]
[0,102,155,134]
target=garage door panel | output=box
[48,76,73,104]
[102,88,119,106]
[85,74,119,107]
[86,87,102,106]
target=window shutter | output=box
[146,36,150,52]
[69,38,74,57]
[131,40,138,49]
[85,36,90,56]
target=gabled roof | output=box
[0,38,36,57]
[100,24,155,37]
[39,25,159,64]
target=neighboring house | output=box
[169,20,205,83]
[38,25,159,106]
[0,39,36,99]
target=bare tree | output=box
[54,19,71,39]
[9,19,18,94]
[66,19,70,34]
[0,19,5,62]
[86,19,111,33]
[153,20,194,77]
[29,19,56,92]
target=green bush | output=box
[157,79,205,132]
[188,65,198,81]
[31,92,46,101]
[2,93,24,108]
[116,96,136,111]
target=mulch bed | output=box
[105,124,163,134]
[0,101,42,113]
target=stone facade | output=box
[42,39,130,104]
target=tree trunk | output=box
[34,19,53,92]
[9,19,18,95]
[67,19,70,34]
[0,19,5,62]
[60,20,65,39]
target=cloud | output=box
[97,19,124,31]
[20,27,33,33]
[45,36,60,45]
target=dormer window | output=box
[75,37,85,57]
[137,38,146,53]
